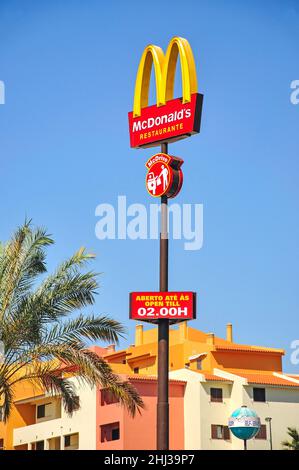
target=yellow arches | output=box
[133,37,198,117]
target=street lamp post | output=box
[265,417,273,450]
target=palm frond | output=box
[30,346,143,416]
[44,315,125,347]
[287,427,299,441]
[281,427,299,450]
[2,272,99,348]
[0,222,143,421]
[0,222,53,322]
[0,370,14,422]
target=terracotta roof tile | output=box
[235,372,299,387]
[201,372,232,382]
[125,374,186,385]
[214,344,284,354]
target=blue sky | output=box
[0,0,298,371]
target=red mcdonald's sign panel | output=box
[128,94,203,149]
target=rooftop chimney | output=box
[179,321,188,340]
[206,333,215,346]
[135,324,143,346]
[226,323,233,342]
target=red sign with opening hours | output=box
[129,292,196,323]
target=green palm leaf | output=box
[281,427,299,450]
[0,221,144,422]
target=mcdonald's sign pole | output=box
[158,141,169,450]
[128,37,203,450]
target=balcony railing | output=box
[13,417,64,447]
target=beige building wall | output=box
[170,369,202,449]
[199,381,233,450]
[170,368,299,450]
[170,369,234,450]
[243,385,299,450]
[213,368,247,450]
[13,378,97,450]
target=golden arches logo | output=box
[133,37,198,118]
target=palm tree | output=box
[0,221,144,422]
[282,427,299,450]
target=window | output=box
[64,433,79,449]
[101,389,119,406]
[223,426,230,440]
[211,425,230,440]
[111,428,120,441]
[133,367,139,374]
[37,404,45,419]
[196,359,202,370]
[255,424,267,440]
[35,441,44,450]
[37,402,53,419]
[100,422,120,442]
[0,439,4,450]
[253,387,266,402]
[210,388,223,403]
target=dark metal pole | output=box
[157,141,169,450]
[265,417,273,450]
[269,420,273,450]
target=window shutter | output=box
[223,426,230,440]
[256,424,267,439]
[211,424,217,439]
[261,424,267,439]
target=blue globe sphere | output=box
[228,406,261,440]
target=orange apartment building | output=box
[1,322,299,450]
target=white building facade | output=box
[13,379,97,450]
[170,368,299,450]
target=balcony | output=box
[13,417,64,448]
[13,419,79,450]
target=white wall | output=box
[13,378,97,450]
[170,369,202,449]
[170,369,234,450]
[243,385,299,450]
[199,382,233,450]
[170,369,299,450]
